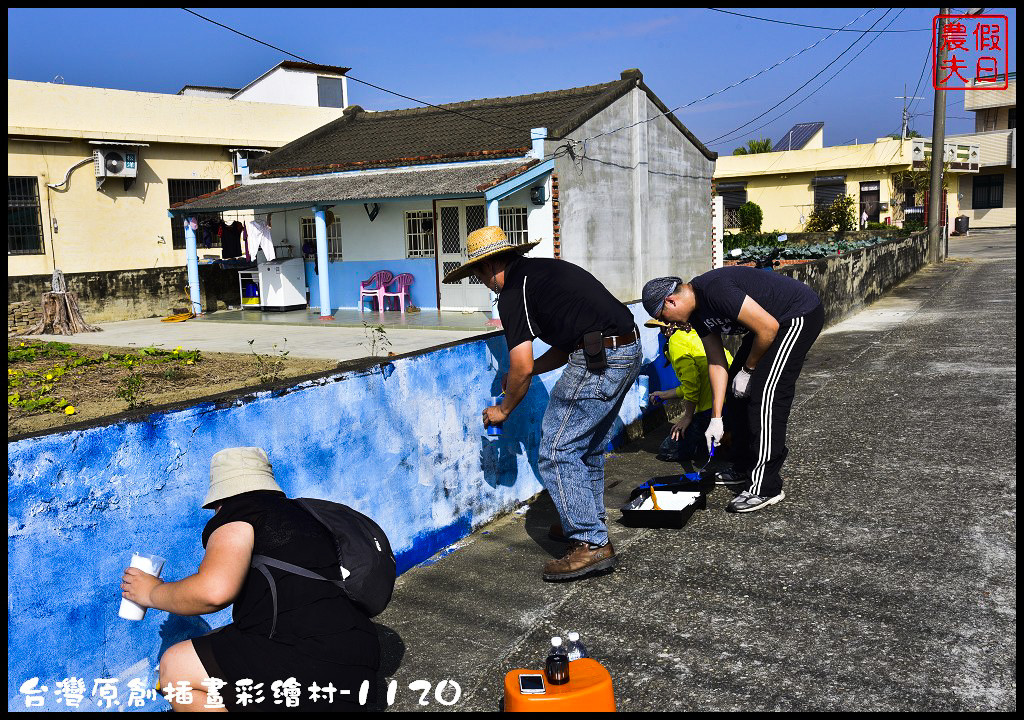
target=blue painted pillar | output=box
[314,206,332,317]
[486,199,500,319]
[184,217,202,315]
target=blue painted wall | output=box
[304,257,438,312]
[7,304,660,711]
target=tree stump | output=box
[21,291,102,336]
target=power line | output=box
[907,43,933,117]
[706,8,929,33]
[180,8,531,134]
[708,9,895,146]
[580,8,873,146]
[710,9,907,149]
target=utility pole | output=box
[928,8,950,263]
[895,84,925,139]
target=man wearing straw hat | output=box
[443,226,642,581]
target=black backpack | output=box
[250,498,397,638]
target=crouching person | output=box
[646,318,733,472]
[121,447,380,712]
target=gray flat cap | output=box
[642,277,682,319]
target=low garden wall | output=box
[8,266,242,329]
[771,230,929,325]
[6,231,931,710]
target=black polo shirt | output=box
[689,266,821,337]
[498,257,635,353]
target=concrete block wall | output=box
[8,266,247,326]
[775,231,929,325]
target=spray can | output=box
[486,394,504,436]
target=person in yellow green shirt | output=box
[646,319,733,471]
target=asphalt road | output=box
[373,229,1016,712]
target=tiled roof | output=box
[169,159,533,213]
[251,69,716,178]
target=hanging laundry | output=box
[199,219,217,249]
[247,219,275,261]
[222,221,244,258]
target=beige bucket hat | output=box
[441,226,540,284]
[203,447,284,509]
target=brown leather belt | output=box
[573,326,639,352]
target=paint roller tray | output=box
[619,475,706,529]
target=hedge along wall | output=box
[6,304,659,712]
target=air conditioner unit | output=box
[94,146,139,189]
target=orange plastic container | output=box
[504,658,615,712]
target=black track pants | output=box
[729,303,824,498]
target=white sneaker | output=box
[727,490,785,513]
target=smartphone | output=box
[518,674,546,694]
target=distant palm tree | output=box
[732,138,774,155]
[887,130,924,139]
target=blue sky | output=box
[8,8,1016,153]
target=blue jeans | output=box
[538,342,644,546]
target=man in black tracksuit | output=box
[642,267,824,513]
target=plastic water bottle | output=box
[566,632,589,661]
[545,637,570,685]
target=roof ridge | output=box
[355,79,625,119]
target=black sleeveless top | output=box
[194,491,379,711]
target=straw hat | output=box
[441,226,540,284]
[643,318,672,329]
[203,447,284,509]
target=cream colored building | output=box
[8,62,349,277]
[714,131,982,234]
[948,72,1016,229]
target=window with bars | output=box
[405,211,435,258]
[813,183,846,208]
[499,206,529,244]
[972,174,1004,210]
[9,176,45,255]
[717,186,747,229]
[300,216,343,261]
[169,179,221,249]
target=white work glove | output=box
[732,367,753,398]
[705,417,724,453]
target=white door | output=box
[437,199,492,311]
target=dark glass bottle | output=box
[545,636,570,685]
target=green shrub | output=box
[737,201,763,235]
[805,195,857,232]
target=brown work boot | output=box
[548,522,569,542]
[542,541,617,582]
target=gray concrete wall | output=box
[8,266,242,326]
[644,94,715,288]
[553,88,714,302]
[776,230,930,326]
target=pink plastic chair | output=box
[359,270,393,312]
[382,273,415,313]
